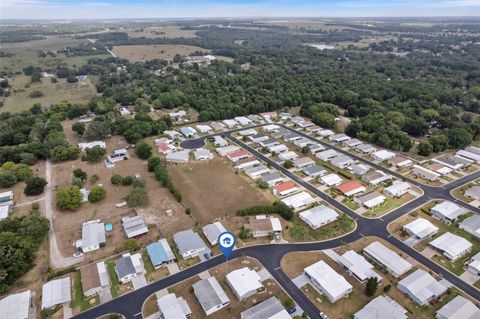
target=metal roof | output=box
[41,277,71,309]
[0,290,31,319]
[193,277,229,314]
[147,239,175,266]
[173,229,207,255]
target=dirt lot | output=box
[51,135,194,263]
[168,157,275,225]
[112,44,210,63]
[2,75,98,113]
[143,256,290,319]
[281,236,465,319]
[127,26,198,39]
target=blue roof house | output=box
[146,239,176,269]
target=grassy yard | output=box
[287,213,355,242]
[106,261,120,298]
[71,271,99,312]
[451,181,476,203]
[342,197,360,210]
[363,198,400,217]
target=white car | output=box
[73,252,84,258]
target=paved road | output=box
[74,124,480,319]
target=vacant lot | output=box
[0,36,88,53]
[51,135,193,263]
[2,75,98,113]
[168,157,275,225]
[0,51,109,74]
[112,44,210,63]
[127,26,198,39]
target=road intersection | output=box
[73,123,480,319]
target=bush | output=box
[50,145,80,162]
[56,185,82,211]
[121,176,134,186]
[237,201,294,221]
[0,171,17,188]
[88,185,106,203]
[135,142,152,159]
[147,156,162,172]
[123,239,138,252]
[383,284,391,293]
[127,186,148,207]
[365,277,378,296]
[257,180,269,189]
[111,174,122,185]
[29,90,44,98]
[15,164,33,181]
[24,176,47,196]
[282,160,293,169]
[72,122,85,136]
[85,146,106,162]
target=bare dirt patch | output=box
[167,157,275,225]
[51,135,193,263]
[127,26,199,39]
[112,44,210,63]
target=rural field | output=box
[0,36,89,53]
[111,44,210,62]
[2,75,98,113]
[0,51,110,74]
[51,134,193,263]
[127,25,199,39]
[168,157,276,225]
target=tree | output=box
[447,128,472,149]
[72,122,85,136]
[0,171,17,188]
[50,145,80,162]
[282,160,293,169]
[365,277,378,296]
[72,168,87,186]
[29,90,44,98]
[83,121,111,141]
[84,146,106,162]
[147,156,162,172]
[430,135,449,153]
[127,187,148,207]
[257,180,269,189]
[284,298,295,309]
[56,186,82,211]
[15,164,33,181]
[417,141,433,156]
[24,176,47,196]
[66,75,78,83]
[88,185,106,203]
[123,239,138,252]
[238,226,252,240]
[135,142,152,160]
[301,146,310,154]
[312,112,336,129]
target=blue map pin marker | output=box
[218,231,236,259]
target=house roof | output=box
[293,157,315,166]
[41,277,71,309]
[173,229,207,255]
[202,222,227,245]
[398,269,448,305]
[338,250,380,283]
[304,260,352,301]
[330,155,353,166]
[363,241,412,276]
[321,173,342,185]
[372,149,396,160]
[303,165,326,175]
[281,191,316,209]
[166,150,190,162]
[459,215,480,238]
[362,170,390,184]
[227,149,248,159]
[429,232,472,259]
[122,216,148,238]
[436,295,480,319]
[240,297,290,319]
[193,277,229,313]
[82,221,106,250]
[466,186,480,199]
[0,290,31,319]
[431,201,467,220]
[261,172,283,183]
[80,263,101,294]
[157,293,191,319]
[336,181,364,195]
[147,239,175,265]
[403,218,438,239]
[354,296,407,319]
[245,217,281,233]
[226,267,262,298]
[273,182,297,193]
[317,149,338,159]
[384,181,411,195]
[115,255,136,279]
[389,156,411,165]
[299,205,339,228]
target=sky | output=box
[1,0,479,20]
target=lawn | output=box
[451,181,476,203]
[71,271,99,312]
[0,51,109,73]
[112,44,211,63]
[286,213,355,242]
[363,198,400,218]
[342,197,360,210]
[106,261,120,298]
[2,75,97,113]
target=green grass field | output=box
[0,51,109,74]
[1,75,97,113]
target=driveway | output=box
[132,275,148,290]
[420,247,437,259]
[403,236,420,247]
[292,274,309,288]
[459,270,479,285]
[99,287,113,304]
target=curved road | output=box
[74,124,480,319]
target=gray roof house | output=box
[41,277,71,309]
[354,296,407,319]
[397,269,448,305]
[330,155,354,169]
[430,201,468,224]
[202,221,227,246]
[465,185,480,200]
[240,296,290,319]
[173,229,208,259]
[303,165,327,178]
[80,221,106,253]
[261,172,284,186]
[436,295,480,319]
[193,277,230,316]
[459,215,480,239]
[122,216,148,238]
[115,254,137,283]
